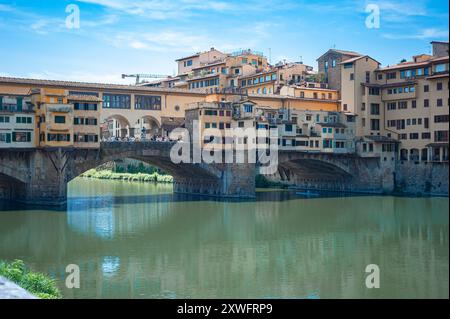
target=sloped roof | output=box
[340,55,381,65]
[316,49,362,61]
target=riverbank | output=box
[81,169,173,183]
[0,260,61,299]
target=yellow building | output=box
[68,93,102,148]
[339,41,449,163]
[32,88,74,148]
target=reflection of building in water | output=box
[0,194,447,298]
[66,195,175,237]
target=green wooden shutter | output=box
[27,132,31,142]
[12,132,16,142]
[6,133,11,143]
[17,97,23,112]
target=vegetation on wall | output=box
[255,174,285,188]
[81,161,174,183]
[0,259,62,299]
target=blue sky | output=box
[0,0,448,84]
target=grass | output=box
[0,259,62,299]
[81,169,174,183]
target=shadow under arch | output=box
[275,158,353,182]
[71,155,221,187]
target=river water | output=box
[0,178,448,299]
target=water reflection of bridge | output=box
[0,194,447,298]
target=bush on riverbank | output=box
[0,259,61,299]
[255,174,285,188]
[81,169,174,183]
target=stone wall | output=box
[395,162,449,196]
[0,276,38,299]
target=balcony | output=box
[0,104,34,113]
[45,104,73,113]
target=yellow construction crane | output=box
[121,73,171,85]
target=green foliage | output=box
[0,259,62,299]
[255,175,284,188]
[81,169,173,184]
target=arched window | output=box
[263,87,267,94]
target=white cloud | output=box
[383,28,449,40]
[76,0,234,20]
[26,71,135,84]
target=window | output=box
[437,82,443,91]
[424,85,429,92]
[424,118,429,129]
[369,87,380,95]
[365,71,370,83]
[135,95,161,110]
[54,116,65,124]
[437,99,443,107]
[434,131,448,142]
[424,99,429,107]
[434,115,449,123]
[0,133,11,143]
[343,63,353,69]
[204,110,218,116]
[412,100,416,108]
[387,102,396,110]
[47,133,70,142]
[0,116,10,123]
[387,72,396,79]
[332,60,336,68]
[103,94,131,109]
[370,119,380,131]
[16,116,32,124]
[422,132,431,139]
[370,103,380,115]
[244,104,253,113]
[74,134,98,143]
[398,101,407,109]
[350,73,354,81]
[377,74,383,80]
[12,131,31,142]
[435,64,447,73]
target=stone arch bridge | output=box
[0,143,394,205]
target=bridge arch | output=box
[102,114,132,139]
[0,163,28,184]
[136,115,161,138]
[70,143,226,196]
